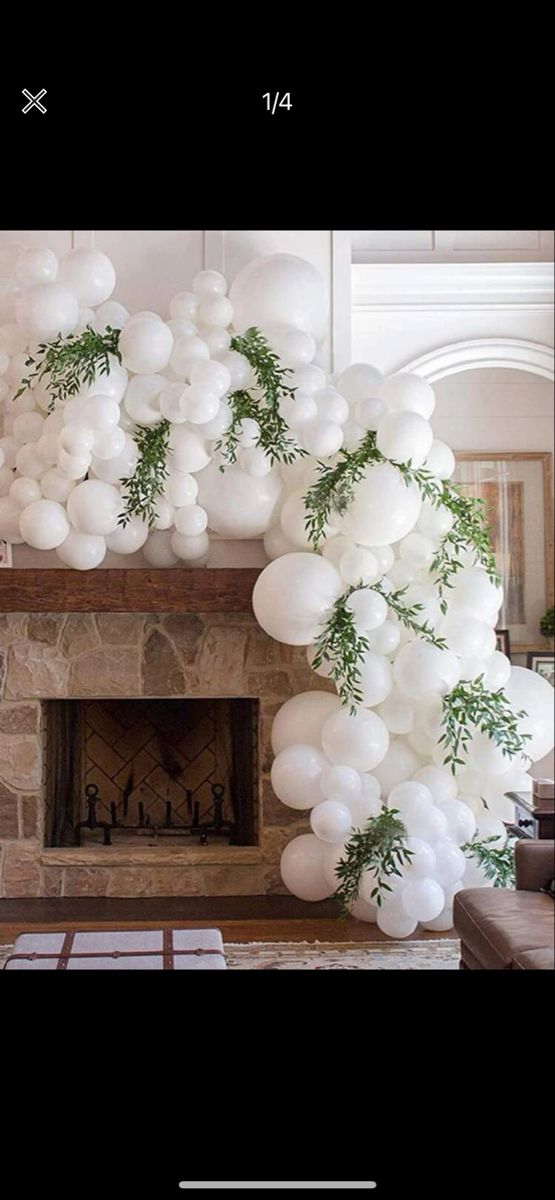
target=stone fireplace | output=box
[0,611,331,898]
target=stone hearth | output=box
[0,612,332,897]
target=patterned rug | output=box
[224,939,460,969]
[0,939,460,970]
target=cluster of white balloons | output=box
[2,242,553,936]
[0,245,332,566]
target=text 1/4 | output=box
[262,93,292,115]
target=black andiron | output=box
[74,781,235,847]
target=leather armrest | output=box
[515,839,555,891]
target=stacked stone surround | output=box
[0,612,333,898]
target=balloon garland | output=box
[1,240,554,936]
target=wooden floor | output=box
[0,896,454,944]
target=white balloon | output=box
[193,269,227,299]
[402,877,445,922]
[399,532,435,570]
[171,334,210,380]
[93,300,130,332]
[321,708,389,772]
[475,814,507,848]
[91,434,138,484]
[440,614,496,659]
[169,427,211,474]
[354,397,385,430]
[432,840,466,887]
[87,358,129,404]
[346,587,388,632]
[376,411,433,467]
[59,249,115,307]
[314,387,349,425]
[504,665,555,762]
[423,440,456,479]
[169,292,198,321]
[67,480,122,536]
[202,328,231,357]
[153,498,175,531]
[466,730,517,777]
[346,779,382,827]
[449,567,503,620]
[119,317,173,374]
[181,384,220,425]
[377,901,418,939]
[378,372,436,419]
[413,765,457,804]
[320,765,362,806]
[170,530,210,563]
[0,497,25,542]
[270,328,316,369]
[217,350,253,390]
[10,476,42,508]
[79,396,120,432]
[280,834,333,901]
[271,744,328,809]
[240,447,273,477]
[41,469,76,503]
[263,522,299,560]
[142,530,179,567]
[252,552,343,644]
[405,806,450,844]
[393,640,460,700]
[159,382,188,423]
[348,897,379,923]
[105,517,148,555]
[377,691,414,734]
[301,420,343,458]
[373,744,422,796]
[189,359,231,397]
[230,254,328,343]
[366,621,401,656]
[341,463,421,546]
[339,548,378,587]
[416,501,455,540]
[357,650,393,707]
[14,445,46,479]
[482,651,512,689]
[437,799,477,845]
[404,836,437,879]
[197,460,282,539]
[336,363,383,403]
[174,504,208,536]
[198,296,233,328]
[16,282,78,340]
[421,881,462,930]
[16,247,59,286]
[271,691,341,755]
[56,528,106,569]
[19,499,69,549]
[93,427,126,461]
[12,411,45,445]
[310,799,353,843]
[60,424,95,457]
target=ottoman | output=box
[3,928,227,969]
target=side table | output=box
[506,791,554,840]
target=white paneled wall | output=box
[351,230,554,262]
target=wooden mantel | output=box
[0,568,261,613]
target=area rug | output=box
[0,939,461,970]
[224,940,460,969]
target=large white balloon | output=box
[119,316,173,374]
[270,743,328,809]
[280,834,333,901]
[19,499,69,549]
[67,480,122,536]
[197,460,282,538]
[271,691,341,755]
[341,463,421,546]
[230,254,328,343]
[393,640,460,700]
[504,665,555,762]
[59,249,116,307]
[16,282,79,340]
[56,529,107,569]
[321,708,389,772]
[253,552,343,644]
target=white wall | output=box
[351,230,554,262]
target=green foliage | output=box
[311,587,370,712]
[440,677,532,775]
[540,606,554,638]
[14,325,122,412]
[461,834,516,888]
[303,430,383,548]
[333,808,413,915]
[216,327,304,467]
[372,580,447,649]
[118,419,171,528]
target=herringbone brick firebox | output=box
[0,611,332,897]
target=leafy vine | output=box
[461,834,516,888]
[216,327,304,467]
[439,677,531,775]
[333,808,414,915]
[14,325,122,412]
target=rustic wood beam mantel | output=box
[0,568,261,613]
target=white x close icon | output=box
[22,88,47,114]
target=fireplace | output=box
[43,698,258,848]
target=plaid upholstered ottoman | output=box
[3,928,226,969]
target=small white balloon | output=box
[437,799,477,845]
[336,363,383,403]
[56,528,107,570]
[171,334,210,379]
[169,427,211,474]
[341,463,421,547]
[142,530,179,567]
[19,498,69,549]
[402,877,445,922]
[271,743,328,809]
[67,480,122,536]
[119,317,173,374]
[355,397,385,430]
[59,248,116,307]
[321,708,389,772]
[310,800,353,843]
[423,439,456,479]
[16,282,79,341]
[181,384,220,425]
[198,296,233,328]
[339,547,378,587]
[280,834,333,901]
[105,517,148,555]
[378,372,436,419]
[320,765,362,806]
[9,476,42,508]
[314,387,349,426]
[16,247,59,286]
[41,469,76,503]
[174,504,208,536]
[169,292,198,321]
[376,410,433,467]
[0,497,25,542]
[93,427,126,461]
[346,587,388,631]
[166,472,198,508]
[170,530,210,562]
[93,300,130,332]
[271,691,341,755]
[301,419,343,458]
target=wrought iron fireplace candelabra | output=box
[74,782,235,847]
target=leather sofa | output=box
[454,839,554,969]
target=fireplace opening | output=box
[43,698,258,849]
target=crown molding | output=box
[404,338,554,382]
[352,262,554,311]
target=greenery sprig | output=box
[372,580,447,649]
[311,587,370,712]
[14,325,122,412]
[440,677,532,775]
[216,327,304,467]
[304,430,383,547]
[118,419,171,527]
[333,808,413,915]
[461,834,516,889]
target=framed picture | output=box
[495,629,511,658]
[0,540,13,568]
[454,452,554,652]
[527,652,555,687]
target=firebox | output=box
[42,698,258,849]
